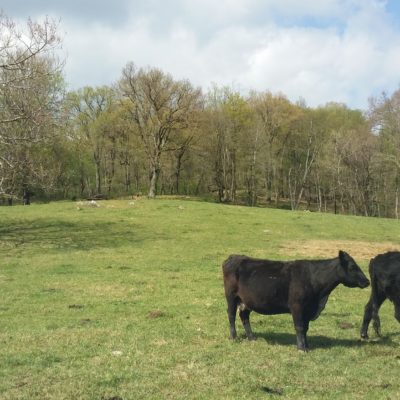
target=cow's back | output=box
[370,252,400,298]
[370,252,400,277]
[222,254,287,281]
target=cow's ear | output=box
[368,257,375,268]
[339,250,348,267]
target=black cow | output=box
[360,251,400,339]
[223,251,370,351]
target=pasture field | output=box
[0,198,399,399]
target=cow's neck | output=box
[310,258,342,297]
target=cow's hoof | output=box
[360,334,369,341]
[297,347,309,353]
[373,325,381,337]
[369,337,381,342]
[248,335,257,341]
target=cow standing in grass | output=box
[223,251,370,352]
[360,251,400,339]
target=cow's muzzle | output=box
[359,279,370,288]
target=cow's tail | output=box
[222,255,240,300]
[222,255,240,278]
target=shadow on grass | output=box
[0,219,149,251]
[254,331,399,349]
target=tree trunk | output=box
[94,153,102,194]
[288,168,297,210]
[95,164,101,194]
[230,150,237,203]
[215,131,225,203]
[124,162,131,193]
[23,188,31,205]
[174,149,185,195]
[248,134,259,206]
[148,163,160,198]
[107,143,116,194]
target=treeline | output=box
[1,14,400,217]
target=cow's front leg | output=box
[239,305,256,340]
[291,304,308,352]
[303,320,310,349]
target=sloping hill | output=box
[0,198,399,399]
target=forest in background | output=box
[1,13,400,218]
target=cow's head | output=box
[339,250,370,288]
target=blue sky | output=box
[386,0,400,25]
[2,0,400,109]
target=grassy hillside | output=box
[0,198,399,399]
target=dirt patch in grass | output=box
[148,310,166,319]
[260,386,284,396]
[68,304,84,309]
[101,396,123,400]
[337,321,355,330]
[279,240,399,261]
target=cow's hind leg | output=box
[291,304,308,352]
[239,304,256,340]
[361,295,385,339]
[361,278,386,339]
[361,297,374,339]
[372,295,386,337]
[226,294,239,340]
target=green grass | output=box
[0,198,399,399]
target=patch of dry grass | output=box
[279,240,399,261]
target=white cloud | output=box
[49,0,400,109]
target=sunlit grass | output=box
[0,198,399,399]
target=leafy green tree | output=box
[65,86,115,195]
[368,90,400,217]
[249,91,303,207]
[203,86,253,203]
[119,63,202,198]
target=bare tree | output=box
[0,12,63,201]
